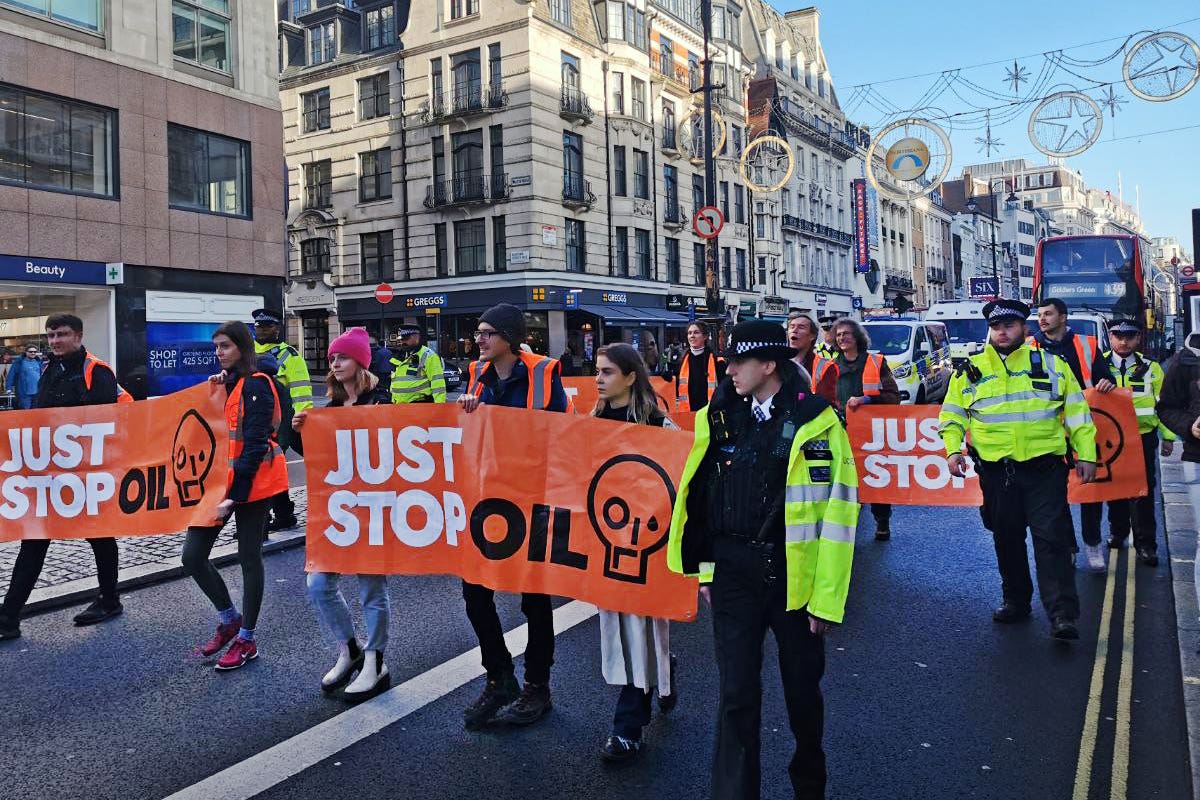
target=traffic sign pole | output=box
[375,283,394,344]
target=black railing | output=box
[664,201,685,225]
[422,83,507,122]
[559,87,594,122]
[782,214,801,231]
[424,172,510,208]
[562,174,595,207]
[662,125,678,151]
[885,273,914,290]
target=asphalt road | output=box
[1,502,1190,800]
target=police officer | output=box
[251,308,312,531]
[1086,318,1176,566]
[815,314,839,358]
[941,299,1098,640]
[389,325,447,404]
[668,320,859,800]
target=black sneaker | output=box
[494,682,552,726]
[463,672,519,731]
[600,735,643,763]
[1051,618,1079,640]
[0,614,20,641]
[1137,548,1159,567]
[268,516,299,532]
[73,600,123,627]
[658,654,678,714]
[992,603,1031,624]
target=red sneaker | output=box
[215,637,258,671]
[197,618,242,658]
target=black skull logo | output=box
[172,409,217,507]
[587,455,676,584]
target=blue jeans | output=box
[307,573,390,652]
[15,394,35,410]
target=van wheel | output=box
[916,387,927,405]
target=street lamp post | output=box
[966,182,1019,299]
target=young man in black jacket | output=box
[0,314,122,641]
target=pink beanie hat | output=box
[328,327,372,369]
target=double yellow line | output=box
[1072,548,1137,800]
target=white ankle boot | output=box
[321,645,362,692]
[343,650,390,700]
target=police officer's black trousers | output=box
[1080,432,1158,552]
[978,456,1080,621]
[710,537,826,800]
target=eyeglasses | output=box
[473,329,500,340]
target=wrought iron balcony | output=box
[781,214,802,232]
[424,172,511,208]
[885,272,914,291]
[559,87,594,123]
[661,125,678,153]
[663,201,686,228]
[420,83,508,123]
[562,175,596,209]
[928,267,947,284]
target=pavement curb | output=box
[20,528,308,618]
[1160,451,1200,797]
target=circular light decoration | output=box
[739,135,795,193]
[866,118,952,203]
[1123,31,1200,102]
[677,107,727,161]
[1028,91,1103,158]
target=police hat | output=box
[981,299,1030,325]
[724,320,798,361]
[251,308,283,326]
[1108,318,1141,335]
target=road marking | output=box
[163,600,599,800]
[1110,548,1136,800]
[1073,550,1120,800]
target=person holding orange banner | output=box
[590,343,679,763]
[295,328,395,701]
[182,321,289,671]
[668,320,859,800]
[941,299,1097,641]
[458,303,569,729]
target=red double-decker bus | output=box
[1032,234,1150,320]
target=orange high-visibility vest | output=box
[861,353,885,396]
[71,353,133,403]
[811,355,839,388]
[225,373,289,503]
[467,351,570,411]
[1027,333,1097,388]
[677,351,720,412]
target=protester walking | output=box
[589,343,679,762]
[668,320,858,800]
[251,308,312,532]
[458,303,570,729]
[295,328,394,700]
[0,315,122,641]
[833,317,900,541]
[676,321,725,412]
[389,325,447,404]
[183,321,289,671]
[1158,330,1200,623]
[786,311,839,406]
[941,300,1097,640]
[5,344,42,410]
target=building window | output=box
[359,148,391,202]
[563,130,583,199]
[0,85,116,198]
[635,228,651,279]
[693,242,706,286]
[755,202,765,238]
[721,247,731,287]
[633,149,649,199]
[489,124,504,182]
[606,1,623,39]
[451,129,483,196]
[692,174,704,212]
[614,226,629,277]
[299,238,330,276]
[303,159,332,209]
[365,4,395,50]
[434,223,448,277]
[613,146,627,197]
[757,255,767,286]
[172,0,230,72]
[168,124,250,217]
[291,0,309,17]
[664,164,678,216]
[612,71,624,114]
[736,248,747,290]
[549,0,570,26]
[658,35,674,76]
[666,238,680,284]
[493,215,507,272]
[359,74,389,120]
[361,231,394,282]
[452,48,483,110]
[719,181,729,218]
[734,184,744,224]
[488,43,502,97]
[309,21,335,65]
[631,78,646,120]
[301,88,330,132]
[3,0,101,30]
[450,0,479,19]
[565,219,585,272]
[455,219,487,275]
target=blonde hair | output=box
[326,365,379,404]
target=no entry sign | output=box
[375,284,394,304]
[693,206,724,239]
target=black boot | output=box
[73,598,123,627]
[1051,618,1079,640]
[992,603,1031,624]
[494,682,552,726]
[0,613,20,641]
[463,672,519,731]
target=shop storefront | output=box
[285,278,338,373]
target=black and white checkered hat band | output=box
[735,340,781,353]
[988,306,1021,320]
[1109,320,1139,332]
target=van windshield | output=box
[864,324,914,356]
[942,318,988,344]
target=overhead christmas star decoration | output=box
[1099,85,1127,117]
[1004,60,1030,94]
[1123,32,1200,102]
[975,111,1003,155]
[1029,90,1103,158]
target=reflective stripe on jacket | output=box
[225,373,290,503]
[468,351,569,411]
[667,401,860,622]
[938,343,1098,463]
[255,341,313,411]
[1105,350,1176,439]
[82,354,133,403]
[389,345,447,403]
[677,351,719,412]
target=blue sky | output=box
[774,0,1200,253]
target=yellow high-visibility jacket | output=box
[254,340,313,411]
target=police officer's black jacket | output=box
[35,346,118,409]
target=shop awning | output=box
[578,304,692,324]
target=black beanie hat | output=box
[479,303,526,350]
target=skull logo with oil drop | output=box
[587,455,677,583]
[172,409,217,507]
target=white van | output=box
[862,318,953,404]
[924,301,989,365]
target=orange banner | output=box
[302,404,699,621]
[562,375,678,415]
[847,389,1148,505]
[0,384,229,541]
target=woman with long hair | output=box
[591,343,678,762]
[183,321,289,671]
[293,327,394,701]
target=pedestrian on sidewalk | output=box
[1087,319,1176,567]
[183,321,289,671]
[590,344,679,763]
[833,317,900,541]
[786,311,838,406]
[5,344,42,410]
[667,320,858,800]
[1157,331,1200,619]
[295,328,394,701]
[0,315,122,642]
[941,300,1097,640]
[457,303,570,730]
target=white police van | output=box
[923,301,989,366]
[862,318,952,404]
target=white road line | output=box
[162,600,598,800]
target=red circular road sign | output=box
[1181,264,1196,278]
[374,283,394,304]
[693,205,725,239]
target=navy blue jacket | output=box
[226,372,277,504]
[475,357,569,412]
